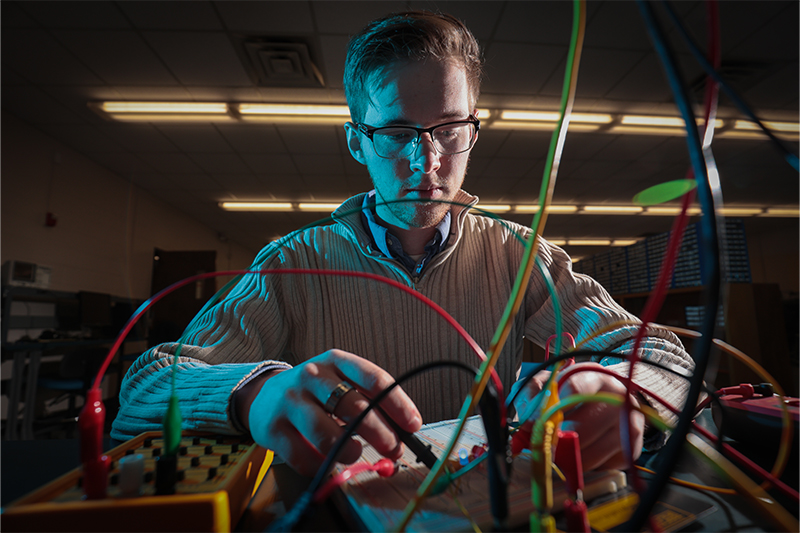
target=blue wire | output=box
[628,2,722,530]
[660,0,799,171]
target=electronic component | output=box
[2,432,272,532]
[332,416,627,532]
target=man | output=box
[112,11,693,478]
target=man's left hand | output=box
[514,362,645,471]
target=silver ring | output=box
[324,382,354,415]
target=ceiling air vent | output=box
[240,38,324,88]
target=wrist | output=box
[232,367,286,432]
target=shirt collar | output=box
[361,190,451,260]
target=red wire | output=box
[313,458,397,503]
[92,268,502,401]
[616,0,722,510]
[556,364,799,502]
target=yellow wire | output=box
[665,326,793,494]
[393,2,587,530]
[686,433,799,532]
[450,485,483,533]
[635,465,735,495]
[571,321,793,497]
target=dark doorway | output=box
[149,249,217,345]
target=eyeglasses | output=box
[355,116,480,159]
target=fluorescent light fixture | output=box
[490,121,600,132]
[297,203,342,212]
[498,110,612,124]
[546,239,567,246]
[621,115,723,128]
[475,108,492,120]
[572,113,614,124]
[622,115,686,127]
[475,204,512,213]
[734,120,798,133]
[220,202,293,211]
[237,103,351,116]
[101,102,228,114]
[717,207,763,216]
[568,239,612,246]
[643,206,703,216]
[581,205,644,214]
[761,207,800,217]
[612,239,639,246]
[235,103,351,124]
[609,126,687,136]
[515,205,579,214]
[500,110,561,122]
[92,101,232,122]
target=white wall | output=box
[1,113,257,301]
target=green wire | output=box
[397,2,586,529]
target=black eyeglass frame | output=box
[354,116,481,159]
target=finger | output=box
[274,419,344,478]
[561,402,645,471]
[302,354,406,460]
[328,387,404,460]
[514,370,552,420]
[325,349,422,432]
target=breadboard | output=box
[2,432,272,532]
[333,417,627,531]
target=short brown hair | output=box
[343,11,484,123]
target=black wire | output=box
[629,2,722,530]
[266,360,480,532]
[659,0,800,171]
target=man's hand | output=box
[233,349,422,477]
[514,362,645,471]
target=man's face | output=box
[346,60,476,230]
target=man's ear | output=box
[344,122,367,166]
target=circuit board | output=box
[333,417,628,531]
[2,432,272,532]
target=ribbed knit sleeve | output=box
[515,228,692,429]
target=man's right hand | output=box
[233,349,422,477]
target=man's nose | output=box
[409,133,441,174]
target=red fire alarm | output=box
[45,212,57,227]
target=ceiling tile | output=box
[215,1,314,34]
[98,123,178,153]
[138,152,203,174]
[411,0,505,40]
[583,1,653,51]
[143,31,252,86]
[118,1,222,30]
[189,152,252,174]
[216,124,286,154]
[312,1,406,34]
[53,29,177,85]
[2,85,86,125]
[493,1,574,44]
[318,35,350,91]
[166,172,225,190]
[241,153,298,175]
[156,124,234,153]
[278,124,342,154]
[482,42,565,95]
[128,172,180,190]
[293,154,346,175]
[17,1,130,29]
[2,29,105,85]
[86,152,156,176]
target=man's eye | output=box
[380,129,414,143]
